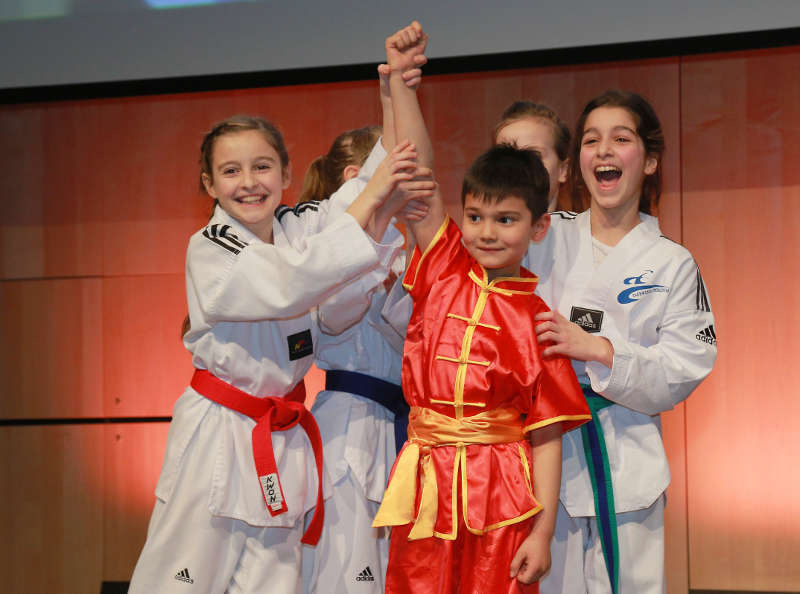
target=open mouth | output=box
[594,165,622,183]
[236,195,267,205]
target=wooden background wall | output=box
[1,44,799,593]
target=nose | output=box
[596,136,613,157]
[241,168,256,189]
[479,220,496,241]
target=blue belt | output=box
[580,384,619,594]
[324,369,409,455]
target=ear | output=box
[282,162,292,189]
[530,212,551,243]
[342,164,361,182]
[644,155,658,176]
[201,172,217,198]
[557,158,568,184]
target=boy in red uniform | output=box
[372,23,592,594]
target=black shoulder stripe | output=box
[551,210,577,220]
[276,201,320,222]
[218,225,248,249]
[201,225,248,255]
[695,266,711,312]
[659,234,682,246]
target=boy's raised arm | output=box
[386,22,445,252]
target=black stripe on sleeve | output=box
[695,266,711,312]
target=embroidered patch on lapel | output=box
[287,329,313,361]
[570,306,604,333]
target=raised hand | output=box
[385,21,428,74]
[364,139,422,206]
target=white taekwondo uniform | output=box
[129,194,397,594]
[525,210,717,594]
[301,140,408,594]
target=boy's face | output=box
[461,193,549,281]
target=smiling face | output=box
[201,129,290,243]
[578,106,657,219]
[461,193,548,281]
[495,117,567,208]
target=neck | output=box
[248,220,274,244]
[589,200,641,246]
[487,266,520,282]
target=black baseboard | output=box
[691,590,800,594]
[100,582,128,594]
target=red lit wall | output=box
[1,47,798,592]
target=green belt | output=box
[579,383,619,594]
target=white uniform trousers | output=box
[129,414,308,594]
[302,471,389,593]
[540,495,665,594]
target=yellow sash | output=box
[372,406,524,540]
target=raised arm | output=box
[386,22,445,252]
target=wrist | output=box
[595,336,614,368]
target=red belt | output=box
[190,368,324,546]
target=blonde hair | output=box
[493,100,570,161]
[298,125,381,203]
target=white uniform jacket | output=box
[525,210,717,516]
[156,199,397,528]
[312,139,406,503]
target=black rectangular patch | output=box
[287,329,313,361]
[570,306,604,333]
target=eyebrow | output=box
[216,155,277,169]
[582,125,636,136]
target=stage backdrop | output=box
[1,45,799,593]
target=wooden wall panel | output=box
[0,426,105,593]
[0,278,104,418]
[102,274,193,417]
[103,422,170,582]
[0,106,105,279]
[682,48,800,591]
[0,423,170,589]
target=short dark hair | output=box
[568,89,665,214]
[461,144,550,221]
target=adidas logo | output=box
[570,306,603,333]
[696,324,717,345]
[174,568,194,584]
[355,566,375,582]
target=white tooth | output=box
[595,165,620,173]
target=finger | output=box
[390,160,421,174]
[391,140,413,154]
[516,566,536,585]
[413,54,428,66]
[541,344,565,358]
[534,311,554,322]
[377,63,390,76]
[406,199,429,210]
[508,551,523,578]
[400,178,436,192]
